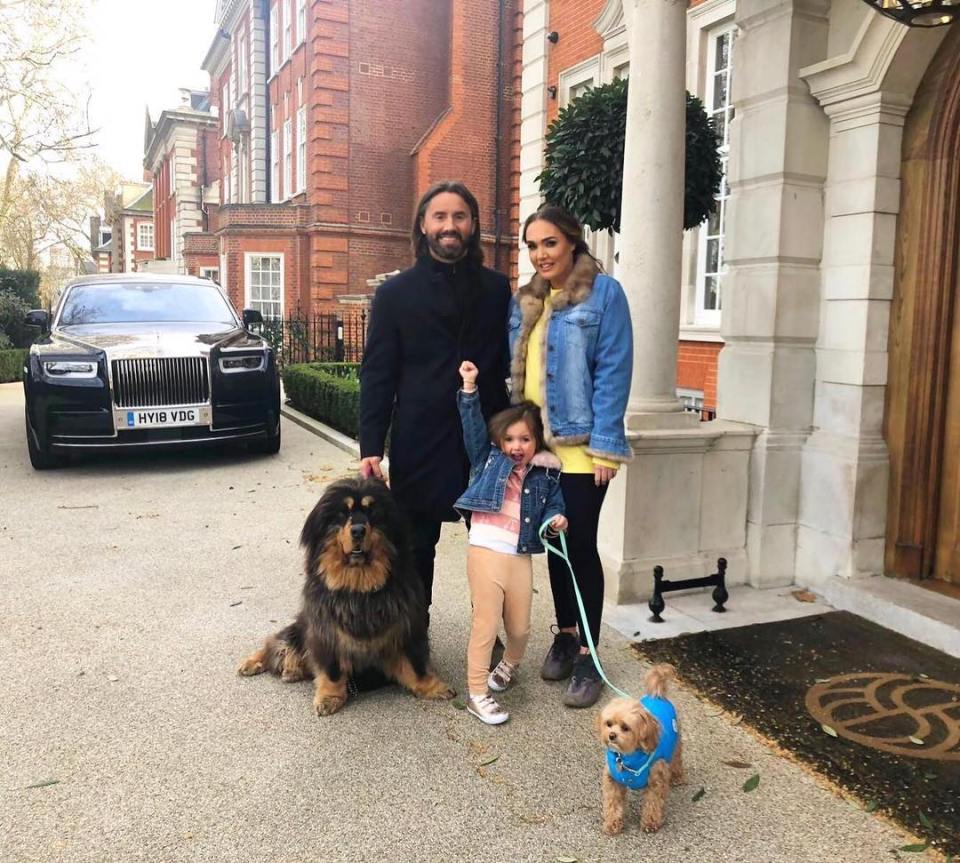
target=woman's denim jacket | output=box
[454,389,565,555]
[509,266,633,463]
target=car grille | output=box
[111,357,210,408]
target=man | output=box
[360,181,511,607]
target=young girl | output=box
[455,360,567,725]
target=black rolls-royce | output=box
[23,274,281,469]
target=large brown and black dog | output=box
[238,477,455,716]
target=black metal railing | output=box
[252,309,368,366]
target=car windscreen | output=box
[58,283,237,326]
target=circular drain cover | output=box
[805,673,960,761]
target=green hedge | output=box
[283,362,360,438]
[0,348,28,383]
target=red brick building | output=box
[198,0,520,319]
[521,0,731,416]
[102,182,156,274]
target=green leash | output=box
[539,521,633,700]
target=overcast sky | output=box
[79,0,219,180]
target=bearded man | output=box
[359,181,511,607]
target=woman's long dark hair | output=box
[522,205,603,271]
[412,180,484,266]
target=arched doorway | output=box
[885,25,960,584]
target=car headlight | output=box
[43,360,99,379]
[219,355,266,373]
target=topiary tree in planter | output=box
[536,77,722,233]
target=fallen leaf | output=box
[478,755,500,767]
[821,724,838,738]
[898,843,929,853]
[791,589,817,603]
[691,786,706,802]
[918,812,933,830]
[722,760,752,769]
[864,800,879,813]
[909,735,925,745]
[23,779,59,789]
[231,545,243,550]
[230,601,243,607]
[742,773,760,792]
[451,698,466,711]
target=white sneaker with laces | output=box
[487,660,518,693]
[467,693,510,725]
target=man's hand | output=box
[459,360,478,392]
[360,456,384,480]
[594,464,618,487]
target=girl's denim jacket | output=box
[454,388,565,555]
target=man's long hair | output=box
[411,180,484,266]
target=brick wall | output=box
[677,340,722,411]
[545,0,605,125]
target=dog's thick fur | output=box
[596,664,685,835]
[238,477,455,716]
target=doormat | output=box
[632,611,960,856]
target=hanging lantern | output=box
[860,0,956,26]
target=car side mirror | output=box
[25,309,50,332]
[242,308,263,328]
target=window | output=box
[137,222,154,251]
[271,129,280,202]
[695,26,735,327]
[270,3,279,73]
[283,0,292,61]
[246,254,283,318]
[298,0,306,45]
[283,117,292,199]
[221,82,229,129]
[558,56,599,108]
[297,105,307,193]
[199,266,220,284]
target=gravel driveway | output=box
[0,383,917,862]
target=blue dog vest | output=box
[605,695,679,790]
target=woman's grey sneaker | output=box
[467,694,510,725]
[487,659,518,693]
[563,654,603,708]
[540,630,580,680]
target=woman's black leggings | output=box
[547,473,608,649]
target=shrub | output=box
[0,268,41,308]
[283,362,360,439]
[0,348,29,383]
[536,79,722,232]
[0,290,32,348]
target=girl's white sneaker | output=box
[487,660,518,693]
[467,693,510,725]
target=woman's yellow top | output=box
[523,290,618,474]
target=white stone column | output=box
[717,0,830,586]
[518,0,550,283]
[619,0,695,427]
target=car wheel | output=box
[25,411,65,470]
[249,419,281,455]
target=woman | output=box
[509,205,633,709]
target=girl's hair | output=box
[521,204,603,270]
[488,401,546,453]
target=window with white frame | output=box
[283,0,292,61]
[199,266,220,284]
[246,254,283,318]
[270,2,279,72]
[283,117,292,198]
[695,25,735,328]
[297,105,307,193]
[137,222,154,251]
[297,0,306,44]
[271,128,280,202]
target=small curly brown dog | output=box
[238,477,455,716]
[596,664,685,835]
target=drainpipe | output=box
[492,0,506,273]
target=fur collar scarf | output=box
[510,254,600,431]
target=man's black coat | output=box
[360,254,510,521]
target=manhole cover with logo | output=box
[805,673,960,760]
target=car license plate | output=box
[117,406,210,429]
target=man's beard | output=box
[426,231,467,262]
